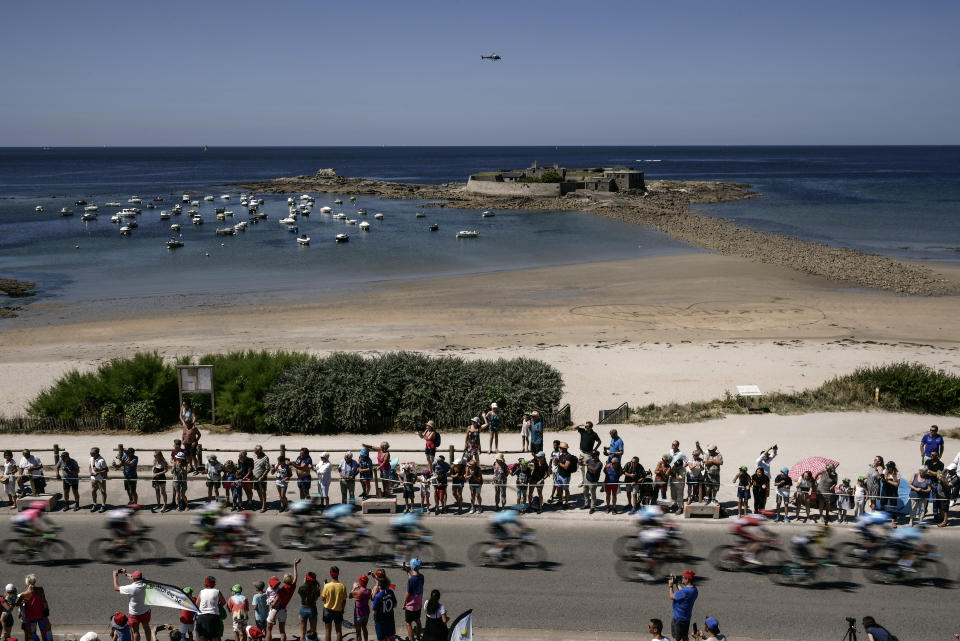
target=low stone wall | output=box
[465,178,561,197]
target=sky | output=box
[2,0,959,146]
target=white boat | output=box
[119,226,132,235]
[81,212,97,221]
[359,221,370,231]
[35,205,43,212]
[333,199,343,205]
[357,209,367,215]
[335,233,349,243]
[106,201,122,207]
[166,238,184,249]
[59,207,73,216]
[482,211,495,217]
[182,194,190,202]
[128,197,142,204]
[187,209,199,216]
[120,208,138,218]
[456,230,479,238]
[234,221,247,232]
[192,215,204,225]
[349,196,356,202]
[172,204,183,213]
[319,206,332,214]
[297,234,310,245]
[279,215,297,225]
[215,227,236,236]
[300,194,312,200]
[346,219,357,225]
[224,210,234,217]
[333,213,346,220]
[111,214,121,223]
[191,200,200,207]
[129,207,141,214]
[159,210,170,219]
[203,195,215,202]
[257,198,264,205]
[415,212,426,218]
[220,194,231,200]
[170,223,181,232]
[374,213,384,220]
[287,197,296,205]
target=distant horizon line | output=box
[3,144,959,149]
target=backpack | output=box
[433,432,441,448]
[565,454,578,474]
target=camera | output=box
[156,625,170,632]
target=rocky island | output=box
[235,168,958,296]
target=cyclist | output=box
[855,510,891,551]
[788,534,817,572]
[104,506,139,551]
[887,525,924,572]
[287,497,315,546]
[388,509,424,565]
[212,510,254,568]
[635,505,666,530]
[484,507,526,558]
[11,501,51,549]
[731,513,774,564]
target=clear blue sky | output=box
[3,0,958,146]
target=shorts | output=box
[62,478,79,491]
[737,486,750,500]
[624,484,639,496]
[374,618,395,641]
[354,615,368,626]
[276,481,289,491]
[321,608,342,625]
[604,483,619,493]
[179,622,195,635]
[777,488,791,501]
[316,483,329,498]
[555,474,570,490]
[671,618,690,641]
[128,610,151,629]
[403,488,415,500]
[206,480,221,489]
[124,479,138,494]
[452,483,464,491]
[404,609,421,623]
[267,608,287,624]
[195,614,219,640]
[424,448,435,458]
[254,480,266,493]
[300,606,318,621]
[91,479,106,493]
[232,618,248,632]
[469,483,482,492]
[184,444,197,456]
[297,478,311,492]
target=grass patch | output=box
[630,362,960,426]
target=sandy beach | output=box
[2,251,959,420]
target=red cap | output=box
[113,613,128,627]
[248,627,264,639]
[204,577,216,588]
[682,570,696,580]
[129,571,143,580]
[268,577,281,589]
[357,575,368,587]
[305,572,317,583]
[328,569,339,579]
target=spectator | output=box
[529,411,544,457]
[583,451,603,514]
[668,443,688,512]
[881,461,900,526]
[172,452,189,511]
[371,576,397,641]
[89,447,109,512]
[930,471,949,528]
[654,455,670,503]
[266,560,300,641]
[751,467,769,514]
[359,442,393,498]
[357,449,373,500]
[227,585,249,641]
[511,457,530,509]
[19,574,52,641]
[180,401,201,474]
[924,450,944,484]
[418,421,440,469]
[733,466,751,517]
[622,456,644,515]
[908,466,931,526]
[18,449,45,497]
[466,459,483,514]
[492,453,508,510]
[180,586,197,641]
[529,452,548,514]
[350,575,371,641]
[835,478,854,523]
[3,451,17,508]
[575,422,601,486]
[449,458,466,514]
[402,558,424,641]
[151,451,170,513]
[773,467,792,522]
[518,413,532,454]
[296,571,321,641]
[196,576,225,641]
[338,453,358,505]
[920,425,944,462]
[418,469,432,514]
[55,451,81,511]
[115,448,140,506]
[432,455,449,514]
[251,582,268,632]
[547,441,562,504]
[755,445,778,477]
[205,455,222,501]
[814,464,837,523]
[315,453,332,508]
[294,449,313,502]
[112,613,132,641]
[866,456,885,511]
[862,615,894,641]
[854,476,867,518]
[462,421,481,464]
[685,450,704,505]
[668,570,698,641]
[252,446,271,513]
[420,590,448,641]
[606,429,624,464]
[400,464,417,514]
[795,470,814,522]
[943,462,959,507]
[693,616,726,640]
[555,442,577,509]
[112,570,153,641]
[237,451,254,509]
[703,445,723,505]
[483,403,502,454]
[275,457,291,513]
[1,583,16,640]
[603,456,622,513]
[648,619,670,641]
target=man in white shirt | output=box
[89,447,109,512]
[18,450,44,496]
[755,444,778,478]
[113,569,153,641]
[315,452,332,507]
[648,618,672,640]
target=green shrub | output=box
[123,400,160,432]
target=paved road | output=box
[1,514,957,641]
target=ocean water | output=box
[1,146,958,310]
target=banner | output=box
[142,580,199,613]
[448,609,473,641]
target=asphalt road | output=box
[1,513,957,641]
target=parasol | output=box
[788,456,839,482]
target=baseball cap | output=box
[705,617,720,633]
[129,571,143,580]
[232,584,242,593]
[490,403,498,409]
[682,569,695,580]
[536,451,545,457]
[248,627,265,639]
[268,577,281,589]
[113,613,128,627]
[947,463,957,471]
[182,587,193,595]
[4,584,15,593]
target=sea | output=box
[1,146,958,313]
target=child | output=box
[251,581,269,633]
[206,455,223,501]
[603,457,622,513]
[111,613,132,641]
[518,413,532,454]
[432,456,449,514]
[172,453,189,511]
[854,476,867,518]
[351,575,371,641]
[466,459,483,514]
[774,467,793,523]
[1,584,17,641]
[228,584,249,641]
[492,454,508,510]
[372,576,397,641]
[179,586,197,641]
[358,448,373,500]
[512,459,530,507]
[418,470,432,514]
[401,464,416,513]
[733,466,751,517]
[222,461,237,511]
[836,478,854,523]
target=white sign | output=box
[178,365,213,394]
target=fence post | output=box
[448,444,455,462]
[197,443,204,468]
[53,444,60,463]
[373,468,381,499]
[279,444,286,463]
[117,443,124,462]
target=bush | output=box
[123,400,160,432]
[264,352,564,435]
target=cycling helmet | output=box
[741,514,766,525]
[637,505,663,522]
[29,501,47,512]
[864,511,890,524]
[409,558,422,571]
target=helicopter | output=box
[481,53,502,61]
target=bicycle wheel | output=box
[517,541,546,567]
[138,538,166,562]
[176,531,204,557]
[5,539,38,565]
[353,534,380,559]
[708,545,740,572]
[412,542,445,567]
[467,541,496,567]
[613,534,640,559]
[42,539,75,564]
[758,546,789,571]
[916,560,950,587]
[270,524,303,550]
[89,538,121,564]
[769,563,798,586]
[833,541,869,568]
[668,537,693,561]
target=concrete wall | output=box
[465,178,562,197]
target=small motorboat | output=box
[128,197,142,204]
[346,219,357,225]
[234,221,247,232]
[203,195,215,202]
[300,194,312,201]
[119,225,132,235]
[427,224,439,232]
[415,212,426,218]
[120,208,138,218]
[297,234,310,245]
[81,212,97,221]
[215,227,236,236]
[456,230,479,238]
[319,206,332,214]
[216,213,225,221]
[170,223,181,232]
[359,221,370,231]
[59,207,73,216]
[130,207,141,214]
[192,215,204,225]
[335,233,349,243]
[166,238,183,249]
[75,200,87,206]
[35,205,43,212]
[191,200,200,207]
[287,197,296,205]
[160,211,171,219]
[146,203,156,209]
[224,210,234,217]
[172,204,182,214]
[187,209,199,216]
[106,202,122,207]
[333,199,343,205]
[182,194,190,202]
[111,214,121,223]
[349,196,357,202]
[333,213,346,220]
[257,198,264,205]
[153,196,164,202]
[357,209,367,215]
[279,215,297,225]
[220,194,231,200]
[374,213,384,220]
[482,210,495,217]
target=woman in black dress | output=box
[421,590,449,641]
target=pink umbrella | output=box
[788,456,839,482]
